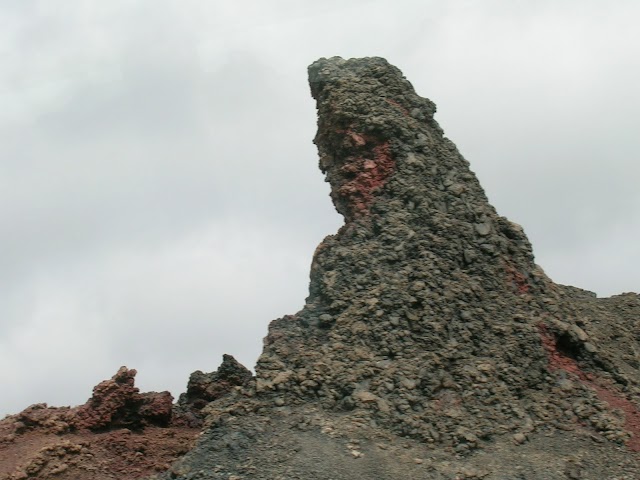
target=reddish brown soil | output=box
[0,423,197,480]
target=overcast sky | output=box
[1,0,639,417]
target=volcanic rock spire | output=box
[163,57,640,479]
[253,57,640,450]
[304,57,542,303]
[256,58,554,442]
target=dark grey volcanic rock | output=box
[156,57,640,479]
[178,354,253,412]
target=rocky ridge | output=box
[0,356,251,479]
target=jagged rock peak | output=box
[309,56,435,223]
[178,354,253,411]
[309,57,484,224]
[250,57,640,452]
[306,56,542,305]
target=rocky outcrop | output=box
[0,356,250,479]
[74,367,173,431]
[162,57,640,479]
[178,354,253,412]
[1,368,174,439]
[171,354,253,428]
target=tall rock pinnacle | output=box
[305,57,542,306]
[245,56,636,447]
[167,57,640,479]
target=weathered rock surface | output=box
[73,367,173,431]
[178,354,253,413]
[171,354,254,429]
[0,356,250,479]
[159,57,640,479]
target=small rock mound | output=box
[74,367,173,431]
[179,354,253,412]
[1,367,174,439]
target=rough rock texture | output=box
[159,57,640,479]
[178,355,253,413]
[74,367,174,431]
[0,356,250,479]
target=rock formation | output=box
[0,357,250,479]
[1,57,638,479]
[160,57,640,479]
[177,354,253,414]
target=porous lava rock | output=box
[178,354,253,412]
[74,367,173,431]
[161,57,640,479]
[0,356,250,479]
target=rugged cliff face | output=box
[1,57,639,480]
